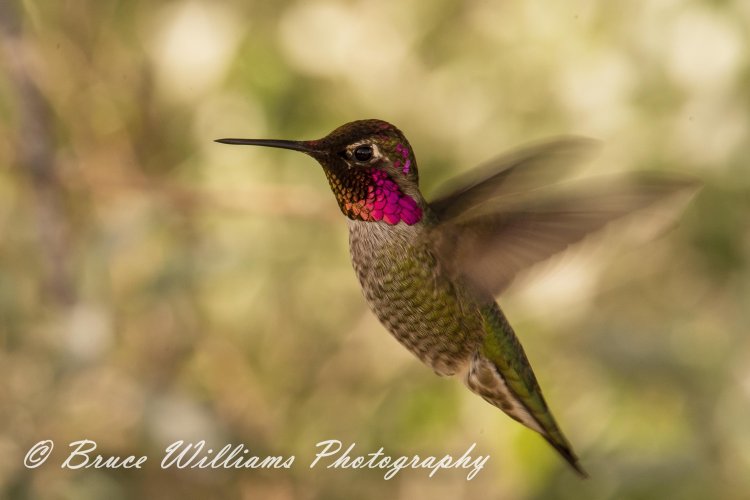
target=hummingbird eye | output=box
[353,145,373,162]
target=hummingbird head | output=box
[216,119,423,225]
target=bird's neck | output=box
[324,167,424,225]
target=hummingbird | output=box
[216,119,694,477]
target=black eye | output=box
[353,145,373,162]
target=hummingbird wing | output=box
[429,136,600,220]
[429,173,697,296]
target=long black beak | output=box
[214,138,316,154]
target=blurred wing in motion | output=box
[430,173,699,297]
[429,136,601,220]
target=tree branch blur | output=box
[0,1,75,306]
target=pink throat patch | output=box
[345,170,422,225]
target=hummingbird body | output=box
[348,216,578,469]
[217,118,694,477]
[348,217,482,376]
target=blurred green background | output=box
[1,1,749,499]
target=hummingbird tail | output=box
[541,435,589,478]
[466,304,588,477]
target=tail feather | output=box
[466,304,587,477]
[543,435,588,478]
